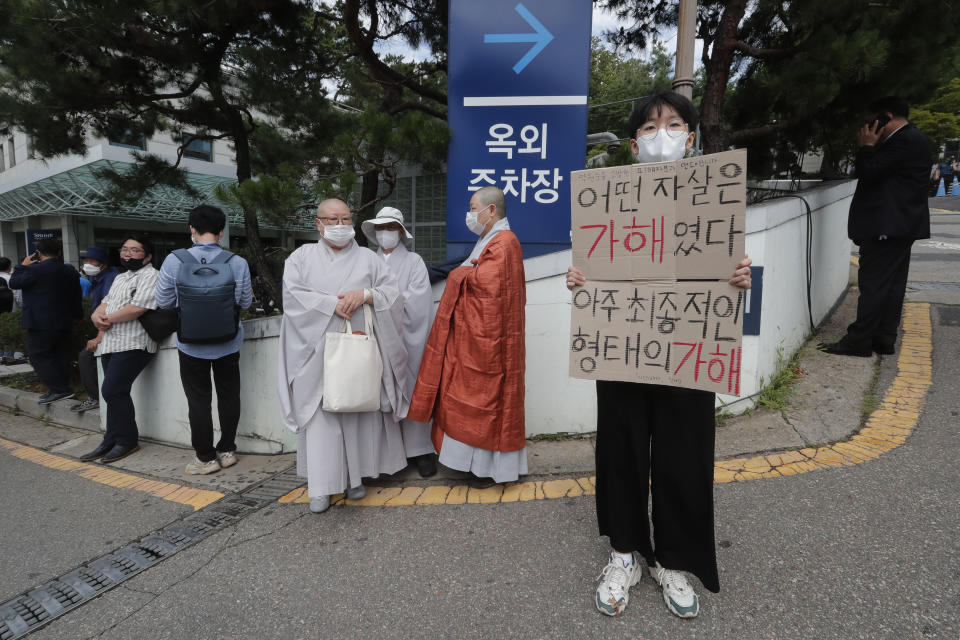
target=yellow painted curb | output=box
[278,302,932,508]
[0,438,224,510]
[710,302,931,483]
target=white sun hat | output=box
[361,206,414,247]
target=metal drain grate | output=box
[0,465,298,638]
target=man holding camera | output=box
[820,96,931,358]
[9,238,83,403]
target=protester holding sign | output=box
[566,93,751,620]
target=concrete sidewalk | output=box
[0,283,883,498]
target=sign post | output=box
[447,0,593,260]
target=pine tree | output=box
[597,0,958,174]
[0,0,342,310]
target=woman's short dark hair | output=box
[188,205,227,236]
[627,92,699,138]
[123,234,154,261]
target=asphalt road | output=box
[17,321,960,639]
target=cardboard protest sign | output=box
[570,149,747,281]
[568,149,748,395]
[569,280,745,395]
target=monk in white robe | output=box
[361,206,437,477]
[277,199,409,513]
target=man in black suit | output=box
[821,96,931,357]
[9,238,83,403]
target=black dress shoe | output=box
[78,441,114,461]
[101,443,140,463]
[817,341,872,357]
[413,453,438,478]
[872,343,895,355]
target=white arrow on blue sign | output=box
[447,0,593,261]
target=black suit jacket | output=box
[9,258,83,331]
[848,123,931,243]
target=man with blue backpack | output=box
[155,205,253,475]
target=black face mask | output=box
[121,258,145,271]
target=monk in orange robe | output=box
[407,186,527,483]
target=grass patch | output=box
[529,431,593,442]
[755,347,804,412]
[0,372,86,399]
[860,364,882,420]
[0,372,45,394]
[714,410,735,428]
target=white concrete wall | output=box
[102,179,855,450]
[107,317,298,455]
[724,180,855,412]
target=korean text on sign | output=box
[570,149,747,281]
[469,122,564,204]
[569,280,745,395]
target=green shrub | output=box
[0,299,97,379]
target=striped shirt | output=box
[96,265,160,356]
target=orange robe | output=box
[407,231,526,452]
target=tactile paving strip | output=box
[0,467,298,638]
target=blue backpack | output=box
[173,248,239,344]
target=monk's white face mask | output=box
[465,205,490,236]
[376,229,400,250]
[323,224,355,247]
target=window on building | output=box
[177,133,213,162]
[108,130,147,151]
[7,138,15,167]
[26,136,35,159]
[0,146,5,172]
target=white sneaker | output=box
[346,484,366,500]
[309,496,330,513]
[595,552,642,616]
[185,457,221,475]
[649,563,699,618]
[217,451,238,468]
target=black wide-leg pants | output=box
[594,380,720,593]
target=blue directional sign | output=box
[447,0,593,260]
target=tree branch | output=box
[732,40,798,59]
[341,0,446,105]
[728,121,792,144]
[386,101,445,119]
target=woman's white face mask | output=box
[634,128,690,163]
[376,229,401,250]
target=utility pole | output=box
[673,0,696,99]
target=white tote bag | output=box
[322,304,383,412]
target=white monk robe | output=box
[278,239,410,497]
[378,243,434,458]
